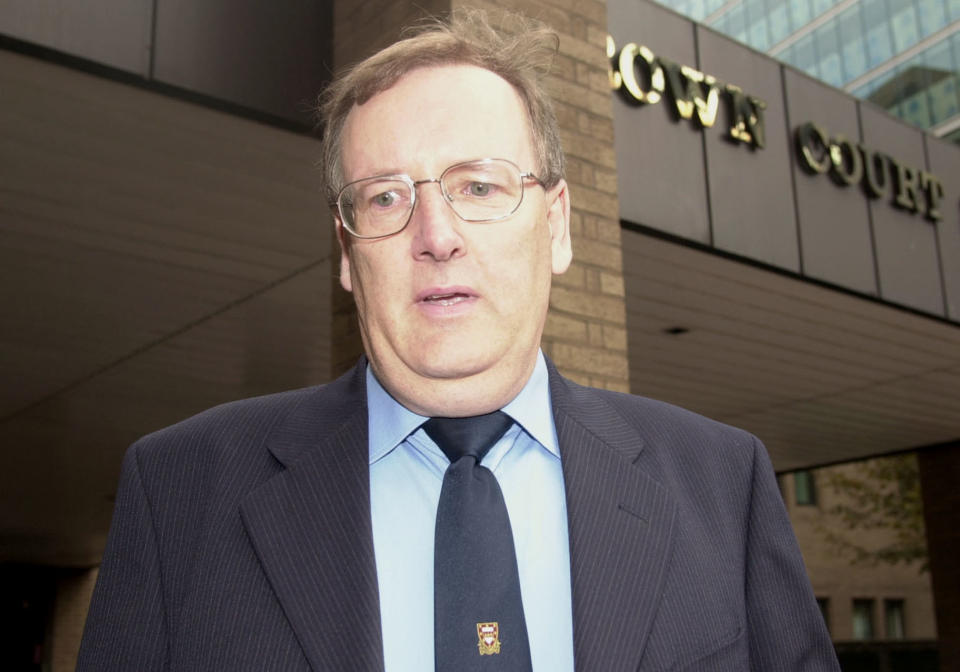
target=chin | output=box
[413,352,492,381]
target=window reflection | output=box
[864,0,895,67]
[889,0,920,52]
[650,0,960,138]
[840,6,869,80]
[816,22,844,86]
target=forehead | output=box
[340,64,534,180]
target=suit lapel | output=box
[549,364,679,672]
[240,361,384,672]
[237,357,677,671]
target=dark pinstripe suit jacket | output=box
[77,358,839,671]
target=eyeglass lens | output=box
[339,160,525,238]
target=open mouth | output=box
[421,292,471,306]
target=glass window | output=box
[852,599,875,640]
[950,0,960,23]
[865,65,905,115]
[689,0,707,21]
[791,0,813,32]
[794,470,817,505]
[925,39,960,125]
[917,0,947,38]
[885,599,906,639]
[812,0,834,17]
[712,12,729,34]
[769,1,791,44]
[727,4,748,41]
[902,84,932,127]
[781,43,797,66]
[706,0,728,15]
[889,0,920,52]
[750,19,771,49]
[840,5,869,82]
[817,22,844,86]
[952,25,960,62]
[864,0,894,67]
[895,53,931,128]
[817,598,831,634]
[792,33,819,76]
[852,81,875,98]
[928,68,960,126]
[745,0,771,49]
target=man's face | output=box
[338,65,571,416]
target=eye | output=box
[371,190,400,208]
[465,181,500,198]
[468,182,492,197]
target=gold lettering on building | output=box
[795,121,944,222]
[607,35,766,149]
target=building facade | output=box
[2,0,960,670]
[655,0,960,140]
[784,458,938,668]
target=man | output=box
[78,10,839,672]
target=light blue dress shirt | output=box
[368,352,575,672]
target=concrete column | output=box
[918,441,959,672]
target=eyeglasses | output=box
[333,158,544,239]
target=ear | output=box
[335,218,354,293]
[545,179,572,275]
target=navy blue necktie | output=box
[424,412,533,672]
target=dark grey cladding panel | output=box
[859,105,945,316]
[152,0,331,125]
[925,136,960,320]
[696,28,799,272]
[0,0,152,74]
[784,70,877,295]
[608,0,710,244]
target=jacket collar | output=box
[240,359,385,671]
[548,359,679,671]
[241,357,678,672]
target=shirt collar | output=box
[366,351,559,465]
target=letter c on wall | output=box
[796,122,831,174]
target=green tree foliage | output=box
[818,454,928,573]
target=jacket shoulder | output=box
[553,374,765,501]
[132,386,320,462]
[560,375,758,450]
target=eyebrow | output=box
[350,157,495,182]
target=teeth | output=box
[425,293,462,305]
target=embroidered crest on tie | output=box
[424,412,533,671]
[477,622,501,655]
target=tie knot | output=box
[422,411,514,463]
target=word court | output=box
[795,121,945,222]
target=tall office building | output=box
[4,0,960,668]
[657,0,960,141]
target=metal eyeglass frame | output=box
[332,157,545,239]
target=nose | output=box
[409,179,465,262]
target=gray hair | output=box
[318,9,565,203]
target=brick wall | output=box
[459,0,628,391]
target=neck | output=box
[369,353,538,418]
